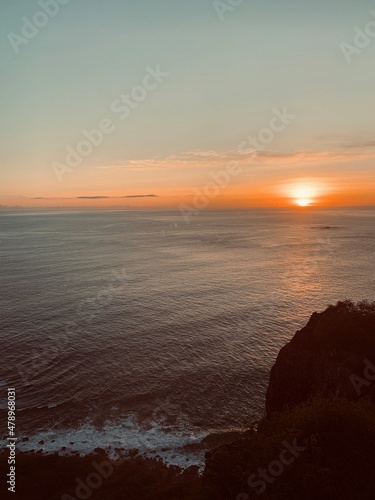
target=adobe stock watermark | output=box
[350,359,375,396]
[7,0,72,55]
[178,106,295,224]
[160,105,295,234]
[61,455,125,500]
[152,396,182,424]
[16,267,129,386]
[65,267,129,335]
[340,11,375,63]
[52,65,169,182]
[213,0,246,22]
[178,161,242,223]
[270,232,339,305]
[61,395,187,499]
[136,395,187,449]
[237,107,296,155]
[236,439,306,499]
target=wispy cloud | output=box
[77,195,158,199]
[121,194,158,198]
[32,197,72,200]
[340,141,375,150]
[32,195,159,201]
[77,196,111,199]
[316,134,375,150]
[95,149,375,172]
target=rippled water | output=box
[0,209,374,465]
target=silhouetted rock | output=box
[266,300,375,416]
[203,397,375,500]
[6,301,375,499]
[0,451,203,499]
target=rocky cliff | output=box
[202,301,375,500]
[266,300,375,415]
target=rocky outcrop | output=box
[202,301,375,500]
[266,301,375,416]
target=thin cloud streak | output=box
[32,195,159,201]
[96,149,375,172]
[340,141,375,149]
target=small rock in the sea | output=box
[38,440,44,445]
[61,446,67,451]
[21,437,29,442]
[69,441,75,445]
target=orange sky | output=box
[2,149,374,209]
[2,0,375,211]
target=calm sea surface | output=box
[0,209,374,465]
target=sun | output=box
[277,179,332,208]
[290,184,318,207]
[295,198,312,207]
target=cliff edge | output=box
[266,300,375,416]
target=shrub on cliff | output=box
[203,397,375,500]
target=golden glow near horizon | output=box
[291,186,317,207]
[2,2,375,210]
[278,180,332,208]
[295,198,312,207]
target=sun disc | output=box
[295,198,312,207]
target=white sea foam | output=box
[1,416,209,469]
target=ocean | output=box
[0,208,374,467]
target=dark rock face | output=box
[266,301,375,416]
[202,302,375,500]
[203,398,375,500]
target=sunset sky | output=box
[1,0,375,209]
